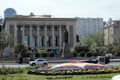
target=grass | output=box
[0,67,119,80]
[0,72,119,80]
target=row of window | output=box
[23,35,60,47]
[17,25,66,31]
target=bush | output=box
[0,68,23,75]
[37,50,47,57]
[42,53,47,57]
[49,53,54,57]
[70,49,77,57]
[93,52,98,57]
[59,49,63,56]
[80,51,86,57]
[35,53,40,58]
[86,52,93,57]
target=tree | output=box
[81,31,104,48]
[112,46,120,56]
[14,44,29,64]
[0,30,11,57]
[74,43,89,53]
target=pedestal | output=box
[62,43,72,58]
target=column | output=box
[52,25,55,47]
[22,26,24,44]
[29,25,32,47]
[59,26,62,47]
[45,26,47,48]
[37,25,39,47]
[14,24,17,46]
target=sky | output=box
[0,0,120,21]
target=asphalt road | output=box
[0,61,120,68]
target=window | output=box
[32,25,37,31]
[47,36,52,47]
[24,25,29,31]
[54,25,58,31]
[47,25,51,31]
[40,36,44,47]
[17,25,22,30]
[24,35,29,46]
[39,25,44,31]
[32,36,36,47]
[55,36,59,47]
[61,25,66,30]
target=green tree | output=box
[74,43,89,53]
[81,31,104,48]
[14,44,29,64]
[0,30,11,57]
[112,46,120,56]
[14,44,29,57]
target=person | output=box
[64,29,68,43]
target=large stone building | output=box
[104,19,120,46]
[0,16,4,31]
[76,18,104,40]
[4,15,77,54]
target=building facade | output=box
[0,16,4,31]
[76,18,104,40]
[5,15,77,53]
[104,19,120,46]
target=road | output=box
[0,61,120,68]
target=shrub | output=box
[37,50,47,57]
[0,68,23,75]
[42,53,47,57]
[35,53,40,58]
[49,53,54,57]
[70,49,77,57]
[86,52,93,57]
[80,51,86,57]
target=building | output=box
[76,18,104,40]
[4,8,17,18]
[0,16,4,32]
[4,15,77,54]
[104,19,120,46]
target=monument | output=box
[62,29,72,58]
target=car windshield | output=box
[36,59,45,61]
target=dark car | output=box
[84,56,110,64]
[84,59,97,63]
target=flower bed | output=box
[27,62,120,75]
[28,67,120,75]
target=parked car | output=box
[29,59,48,66]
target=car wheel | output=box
[43,63,48,66]
[32,63,36,66]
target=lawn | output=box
[0,73,119,80]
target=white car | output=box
[29,59,48,66]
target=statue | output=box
[64,29,68,43]
[62,28,72,58]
